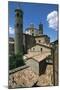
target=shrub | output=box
[9,54,25,70]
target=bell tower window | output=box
[16,13,19,17]
[16,23,19,27]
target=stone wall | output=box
[35,36,50,44]
[37,64,53,86]
[53,44,58,85]
[9,34,35,55]
[28,44,51,53]
[35,37,46,44]
[26,59,39,75]
[26,58,48,76]
[9,67,38,88]
[54,45,58,85]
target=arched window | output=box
[16,13,19,17]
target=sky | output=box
[8,1,58,42]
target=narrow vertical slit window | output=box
[16,23,19,27]
[16,13,19,17]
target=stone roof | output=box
[9,67,38,88]
[34,34,50,38]
[32,52,51,62]
[23,52,51,62]
[35,43,52,49]
[9,65,53,88]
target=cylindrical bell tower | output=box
[39,23,43,35]
[15,9,23,55]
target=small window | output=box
[32,29,34,32]
[16,13,19,17]
[39,40,41,43]
[41,48,42,52]
[16,23,19,27]
[33,48,35,51]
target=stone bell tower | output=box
[15,9,23,55]
[39,23,43,35]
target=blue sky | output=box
[8,1,58,42]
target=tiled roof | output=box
[32,52,51,62]
[35,43,52,49]
[24,52,51,62]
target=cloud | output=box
[47,11,58,31]
[9,27,15,37]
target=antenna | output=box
[16,2,22,9]
[16,2,20,9]
[40,14,43,24]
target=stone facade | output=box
[35,35,50,45]
[9,34,35,55]
[15,9,23,55]
[28,44,51,53]
[54,45,58,85]
[26,58,47,75]
[52,40,58,85]
[9,34,50,55]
